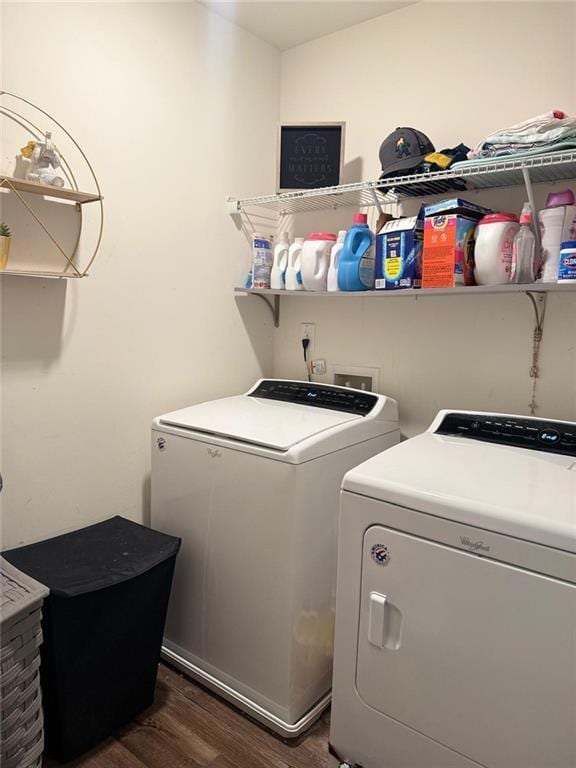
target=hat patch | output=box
[395,136,411,159]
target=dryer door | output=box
[357,525,576,768]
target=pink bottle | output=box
[474,213,519,285]
[539,189,576,282]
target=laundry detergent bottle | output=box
[285,237,304,291]
[271,231,290,289]
[301,233,336,291]
[327,230,347,291]
[338,213,375,291]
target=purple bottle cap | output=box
[545,189,575,208]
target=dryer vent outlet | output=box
[334,373,373,391]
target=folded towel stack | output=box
[468,110,576,159]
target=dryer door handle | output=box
[368,591,403,650]
[368,592,387,647]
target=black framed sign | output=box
[277,122,345,192]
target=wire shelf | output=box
[227,150,576,216]
[235,283,576,299]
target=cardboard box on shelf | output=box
[375,208,424,290]
[422,199,491,289]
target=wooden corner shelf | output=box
[0,91,104,280]
[0,175,101,204]
[0,268,85,279]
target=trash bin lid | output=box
[3,516,181,598]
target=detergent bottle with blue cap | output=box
[338,213,375,291]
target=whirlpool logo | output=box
[460,536,490,553]
[371,543,390,566]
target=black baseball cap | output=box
[379,127,435,178]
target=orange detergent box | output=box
[422,199,491,288]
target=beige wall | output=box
[2,1,575,550]
[1,2,279,548]
[276,1,576,436]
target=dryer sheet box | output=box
[375,208,424,290]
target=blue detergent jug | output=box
[337,213,375,291]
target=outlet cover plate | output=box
[300,323,316,353]
[311,358,327,375]
[328,364,380,392]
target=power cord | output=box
[301,337,311,382]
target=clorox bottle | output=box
[337,213,375,291]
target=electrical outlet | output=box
[300,323,316,353]
[311,359,326,375]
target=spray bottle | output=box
[511,203,537,284]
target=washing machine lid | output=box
[343,412,576,552]
[157,394,361,452]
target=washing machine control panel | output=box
[436,412,576,456]
[250,380,377,415]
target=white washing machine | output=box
[151,379,399,737]
[330,410,576,768]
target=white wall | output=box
[276,1,576,436]
[1,2,279,548]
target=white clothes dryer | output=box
[330,410,576,768]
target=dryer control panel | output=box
[250,380,378,416]
[436,412,576,456]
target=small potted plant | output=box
[0,224,11,269]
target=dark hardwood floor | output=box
[45,663,331,768]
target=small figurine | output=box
[20,132,65,188]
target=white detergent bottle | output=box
[301,232,336,291]
[286,237,304,291]
[271,232,290,290]
[327,230,347,292]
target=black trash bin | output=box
[3,516,181,762]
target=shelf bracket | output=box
[369,187,384,215]
[226,198,246,234]
[525,290,547,325]
[254,292,280,328]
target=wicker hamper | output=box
[1,557,48,768]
